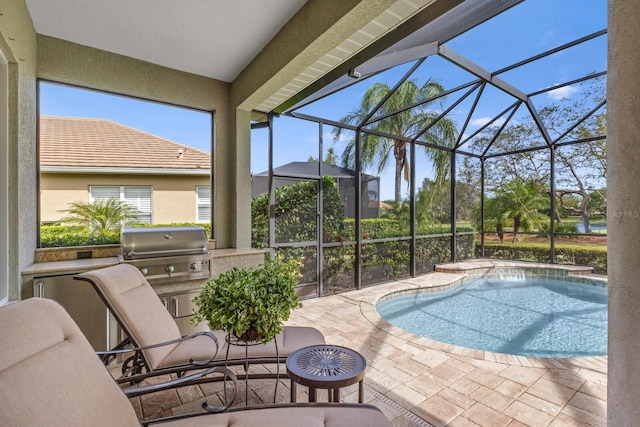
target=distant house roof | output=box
[39,116,210,175]
[254,161,376,179]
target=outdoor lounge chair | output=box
[0,298,392,427]
[74,263,325,385]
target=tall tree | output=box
[324,148,338,165]
[460,77,606,233]
[307,147,339,165]
[333,78,458,205]
[415,177,478,227]
[543,82,606,233]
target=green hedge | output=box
[131,222,212,236]
[40,223,211,248]
[253,181,477,287]
[478,242,607,274]
[330,221,475,283]
[40,225,119,247]
[252,176,345,249]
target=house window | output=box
[196,186,211,222]
[90,186,153,224]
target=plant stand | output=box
[224,334,280,405]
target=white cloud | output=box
[324,131,351,143]
[547,85,579,100]
[469,117,506,127]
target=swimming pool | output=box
[376,275,607,358]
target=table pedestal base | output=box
[286,345,367,404]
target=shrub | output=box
[191,257,302,343]
[252,176,345,248]
[538,222,579,235]
[478,242,607,274]
[40,222,210,248]
[40,225,119,247]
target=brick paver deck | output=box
[130,262,607,426]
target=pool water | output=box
[376,277,607,358]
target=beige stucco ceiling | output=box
[25,0,520,114]
[25,0,310,82]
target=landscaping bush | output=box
[131,222,212,237]
[478,241,607,274]
[252,176,345,249]
[538,221,579,235]
[253,177,346,285]
[40,222,211,248]
[342,218,403,240]
[415,227,476,274]
[256,189,476,285]
[341,221,475,280]
[40,225,119,247]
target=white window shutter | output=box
[90,186,120,202]
[123,186,152,224]
[196,186,211,222]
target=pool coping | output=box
[359,259,608,369]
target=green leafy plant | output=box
[251,176,344,249]
[40,222,211,248]
[58,199,140,235]
[190,256,303,343]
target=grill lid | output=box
[120,226,209,260]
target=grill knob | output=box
[165,265,175,274]
[189,262,200,271]
[139,267,149,276]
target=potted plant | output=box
[191,256,303,343]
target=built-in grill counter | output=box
[119,226,212,285]
[22,228,266,351]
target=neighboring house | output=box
[39,116,211,225]
[251,161,380,219]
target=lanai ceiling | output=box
[26,0,309,82]
[25,0,522,114]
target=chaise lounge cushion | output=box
[0,298,140,426]
[159,404,391,427]
[0,298,392,427]
[75,264,325,370]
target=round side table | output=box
[286,344,366,403]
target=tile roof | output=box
[39,116,211,172]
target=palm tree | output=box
[496,179,548,242]
[59,198,140,235]
[473,196,506,242]
[333,78,458,205]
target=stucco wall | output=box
[0,0,38,299]
[40,172,210,224]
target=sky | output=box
[39,0,607,201]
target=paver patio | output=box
[131,264,607,426]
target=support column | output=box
[229,109,251,249]
[608,1,640,425]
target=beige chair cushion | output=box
[157,404,392,427]
[77,263,184,370]
[76,264,325,370]
[0,298,140,427]
[0,298,390,427]
[160,326,325,368]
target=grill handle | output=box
[125,247,208,259]
[172,296,179,317]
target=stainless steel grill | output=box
[119,226,211,285]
